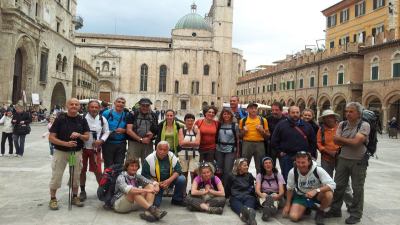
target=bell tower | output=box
[211,0,233,53]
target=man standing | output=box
[283,152,335,225]
[126,98,158,164]
[48,98,90,210]
[239,103,269,174]
[12,104,31,157]
[230,96,247,123]
[79,100,110,201]
[102,97,127,169]
[266,102,286,165]
[325,102,370,224]
[271,106,316,182]
[141,141,186,207]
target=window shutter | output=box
[353,34,357,42]
[339,39,342,46]
[355,5,359,17]
[373,0,377,9]
[346,36,350,44]
[362,31,366,42]
[372,28,376,37]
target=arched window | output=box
[62,56,67,72]
[174,80,179,94]
[228,0,231,7]
[182,62,188,75]
[159,65,167,92]
[203,64,210,76]
[371,57,379,80]
[140,64,148,91]
[392,52,400,78]
[337,65,345,84]
[102,61,110,71]
[56,54,62,71]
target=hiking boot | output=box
[248,208,257,225]
[171,199,186,207]
[208,207,223,215]
[148,206,167,220]
[72,196,84,207]
[315,210,325,225]
[79,191,87,201]
[140,210,157,222]
[345,216,360,224]
[241,207,257,225]
[324,209,342,218]
[49,199,59,210]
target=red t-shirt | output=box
[195,119,218,151]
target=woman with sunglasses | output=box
[195,105,219,162]
[255,157,285,221]
[226,158,258,225]
[185,162,225,214]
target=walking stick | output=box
[68,151,76,210]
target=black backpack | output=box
[97,164,124,208]
[341,109,378,157]
[130,110,158,134]
[294,167,320,195]
[198,176,218,190]
[241,116,265,129]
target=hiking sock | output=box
[81,185,86,192]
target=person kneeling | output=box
[226,158,258,225]
[282,152,336,225]
[185,162,225,214]
[255,157,285,221]
[113,158,167,222]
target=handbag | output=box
[14,124,31,135]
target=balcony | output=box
[73,15,84,30]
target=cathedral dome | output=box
[175,3,212,31]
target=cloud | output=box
[77,0,338,69]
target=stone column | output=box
[382,106,388,133]
[316,106,321,119]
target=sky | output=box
[77,0,339,70]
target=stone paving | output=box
[0,124,399,225]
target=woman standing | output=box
[0,108,14,156]
[302,109,319,135]
[195,106,219,162]
[215,108,239,187]
[155,110,183,155]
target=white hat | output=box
[318,109,340,122]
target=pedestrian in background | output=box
[0,108,14,156]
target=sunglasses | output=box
[296,151,310,157]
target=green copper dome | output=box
[175,13,211,31]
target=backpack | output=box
[341,109,378,157]
[216,123,237,152]
[241,116,265,129]
[130,110,158,134]
[294,166,320,195]
[198,176,218,191]
[97,164,124,208]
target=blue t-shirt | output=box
[102,109,127,143]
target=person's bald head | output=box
[66,98,80,116]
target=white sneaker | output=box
[0,154,4,157]
[14,154,18,157]
[49,155,53,160]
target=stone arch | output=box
[280,99,286,106]
[332,94,347,120]
[12,35,36,104]
[318,94,331,114]
[287,98,295,106]
[102,61,110,71]
[162,100,168,110]
[385,92,400,125]
[154,100,161,110]
[51,82,66,110]
[297,98,306,111]
[98,80,114,103]
[363,92,383,107]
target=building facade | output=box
[238,0,400,131]
[72,56,98,100]
[74,0,245,115]
[0,0,84,109]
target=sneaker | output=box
[79,191,87,201]
[140,210,157,222]
[345,216,360,224]
[324,209,342,218]
[14,154,18,157]
[49,199,59,210]
[148,205,167,220]
[208,207,223,215]
[171,199,186,207]
[315,210,325,225]
[72,196,84,207]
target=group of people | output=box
[45,96,371,225]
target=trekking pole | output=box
[68,151,76,210]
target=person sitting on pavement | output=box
[48,98,90,210]
[113,158,167,222]
[255,156,285,221]
[79,100,110,201]
[185,162,225,214]
[282,151,336,225]
[141,141,186,207]
[155,109,184,155]
[226,158,258,225]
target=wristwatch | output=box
[315,188,321,193]
[139,138,143,143]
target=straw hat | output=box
[318,109,340,122]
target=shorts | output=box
[81,148,102,173]
[178,153,199,173]
[113,195,140,213]
[292,193,320,208]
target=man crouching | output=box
[283,151,335,225]
[113,158,167,222]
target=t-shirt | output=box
[193,175,222,190]
[337,120,370,160]
[49,114,90,152]
[239,116,269,142]
[256,172,285,194]
[102,109,127,143]
[195,119,218,151]
[217,123,239,153]
[164,130,175,151]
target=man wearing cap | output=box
[239,102,269,174]
[126,98,159,164]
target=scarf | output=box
[161,120,178,153]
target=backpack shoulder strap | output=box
[259,116,264,129]
[313,167,320,181]
[273,172,279,186]
[320,125,325,145]
[242,117,247,127]
[231,123,237,144]
[211,176,217,190]
[341,121,348,132]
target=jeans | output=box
[1,132,13,154]
[102,142,126,169]
[279,154,294,182]
[13,134,26,156]
[229,195,257,215]
[215,150,236,188]
[154,175,186,207]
